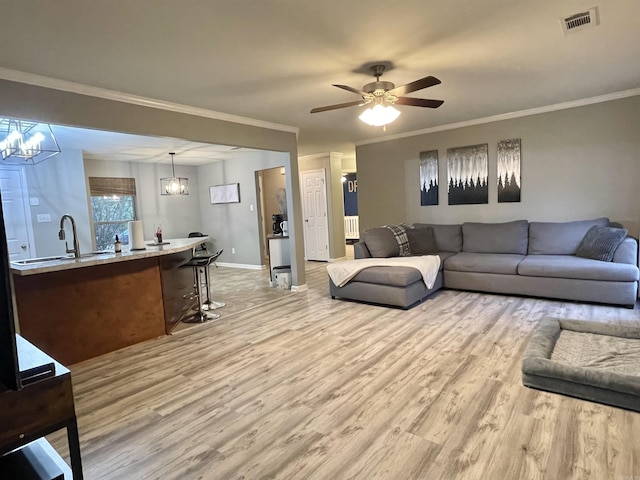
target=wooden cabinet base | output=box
[13,258,166,365]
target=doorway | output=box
[300,169,329,261]
[0,166,34,261]
[255,166,288,266]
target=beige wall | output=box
[262,167,287,222]
[341,155,357,173]
[356,95,640,236]
[0,79,306,287]
[328,152,346,259]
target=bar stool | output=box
[188,232,225,310]
[180,250,223,323]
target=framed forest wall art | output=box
[497,138,521,203]
[420,150,439,206]
[447,143,488,205]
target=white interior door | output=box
[301,169,329,261]
[0,167,33,261]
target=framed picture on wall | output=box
[420,150,439,206]
[210,183,240,204]
[447,143,488,205]
[497,138,521,203]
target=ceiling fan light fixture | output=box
[358,104,401,127]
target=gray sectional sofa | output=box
[329,218,639,308]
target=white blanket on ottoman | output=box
[327,255,441,288]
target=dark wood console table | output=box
[0,336,83,479]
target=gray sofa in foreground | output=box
[329,218,639,308]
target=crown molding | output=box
[299,150,347,160]
[355,87,640,147]
[0,67,299,135]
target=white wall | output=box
[84,158,202,243]
[24,149,93,257]
[356,95,640,236]
[197,151,289,267]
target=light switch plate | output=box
[36,214,51,223]
[29,197,40,206]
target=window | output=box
[89,177,136,250]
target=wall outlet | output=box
[36,213,51,223]
[232,248,236,254]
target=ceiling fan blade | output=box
[395,97,444,108]
[388,76,441,96]
[310,100,364,113]
[332,84,366,96]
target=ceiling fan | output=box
[310,64,444,126]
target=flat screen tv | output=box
[0,188,22,391]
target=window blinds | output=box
[89,177,136,196]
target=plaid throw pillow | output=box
[385,224,412,256]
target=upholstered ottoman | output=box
[329,266,443,309]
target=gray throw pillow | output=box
[362,227,399,258]
[576,226,628,262]
[406,226,438,255]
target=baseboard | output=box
[216,262,265,270]
[329,256,347,263]
[291,284,308,293]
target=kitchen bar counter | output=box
[11,237,205,276]
[11,237,207,364]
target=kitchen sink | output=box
[12,255,72,265]
[12,251,113,265]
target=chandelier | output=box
[0,118,61,165]
[160,152,189,196]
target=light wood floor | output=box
[50,261,640,479]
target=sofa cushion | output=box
[437,252,457,267]
[352,254,450,286]
[518,255,639,282]
[444,252,525,275]
[613,237,638,265]
[351,266,423,287]
[361,227,399,258]
[462,220,529,254]
[576,225,628,262]
[354,241,371,259]
[413,223,462,252]
[406,226,438,255]
[528,218,609,255]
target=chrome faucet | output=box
[58,214,81,258]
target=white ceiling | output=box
[50,125,250,166]
[1,0,640,161]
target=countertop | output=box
[10,237,207,276]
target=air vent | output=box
[561,7,599,34]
